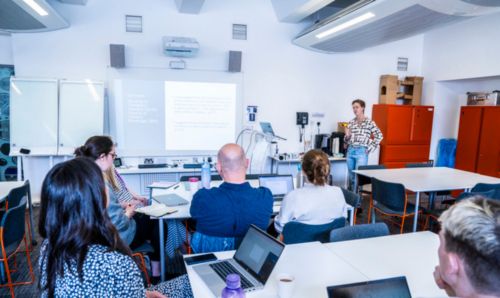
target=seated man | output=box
[190,143,273,253]
[434,197,500,297]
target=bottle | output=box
[221,274,245,298]
[201,160,211,189]
[296,163,304,188]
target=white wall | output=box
[0,35,13,64]
[422,12,500,160]
[11,0,424,155]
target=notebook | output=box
[135,204,177,217]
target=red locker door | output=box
[385,105,413,145]
[411,106,434,144]
[455,107,483,172]
[476,107,500,177]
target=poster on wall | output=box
[0,65,17,181]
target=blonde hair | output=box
[104,165,120,191]
[439,197,500,295]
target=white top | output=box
[324,231,446,298]
[354,167,500,192]
[274,183,348,233]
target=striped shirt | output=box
[345,117,383,153]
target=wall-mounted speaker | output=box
[110,44,125,68]
[228,50,242,73]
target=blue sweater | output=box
[190,182,273,238]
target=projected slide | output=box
[165,81,237,151]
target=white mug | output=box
[277,273,295,298]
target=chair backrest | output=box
[329,223,389,243]
[405,161,433,168]
[341,187,361,208]
[471,183,500,199]
[371,178,407,212]
[457,190,496,202]
[6,181,30,209]
[357,165,386,186]
[282,217,346,245]
[1,197,27,256]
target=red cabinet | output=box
[373,104,434,168]
[456,106,500,177]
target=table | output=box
[186,232,445,297]
[325,231,446,298]
[186,241,368,298]
[0,181,37,246]
[151,180,355,281]
[354,167,500,232]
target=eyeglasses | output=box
[109,152,117,159]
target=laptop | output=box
[259,175,294,202]
[192,225,285,297]
[152,193,189,207]
[260,122,286,140]
[327,276,412,298]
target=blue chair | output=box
[329,223,390,242]
[0,197,34,296]
[282,217,346,245]
[405,161,434,168]
[471,183,500,199]
[404,162,450,207]
[341,188,361,225]
[132,242,154,286]
[356,165,386,196]
[369,178,423,234]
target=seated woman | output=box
[274,149,348,233]
[75,135,162,279]
[38,157,192,297]
[105,164,148,207]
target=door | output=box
[410,106,434,144]
[455,107,482,172]
[476,107,500,177]
[385,105,413,144]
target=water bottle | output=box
[221,274,245,298]
[296,163,304,188]
[201,160,211,189]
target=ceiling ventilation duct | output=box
[0,0,69,33]
[293,0,500,53]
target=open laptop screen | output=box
[234,225,285,284]
[259,175,294,197]
[327,276,412,298]
[260,122,275,136]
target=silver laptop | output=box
[152,193,189,207]
[259,175,294,202]
[260,122,286,140]
[192,225,285,297]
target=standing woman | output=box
[344,99,383,191]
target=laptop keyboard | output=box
[209,261,254,289]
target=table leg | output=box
[159,218,165,282]
[27,187,37,246]
[348,207,354,226]
[413,192,420,232]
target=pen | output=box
[173,185,180,190]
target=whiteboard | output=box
[58,80,105,155]
[10,78,58,155]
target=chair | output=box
[405,161,434,168]
[356,165,385,196]
[0,181,36,250]
[471,183,500,199]
[0,197,34,296]
[424,190,496,230]
[404,162,450,208]
[282,217,346,245]
[368,178,423,234]
[329,223,389,242]
[132,242,154,286]
[341,188,361,225]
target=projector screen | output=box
[165,81,236,151]
[108,68,243,156]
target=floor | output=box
[0,193,441,297]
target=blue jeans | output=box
[346,146,368,191]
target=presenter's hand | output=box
[433,266,455,297]
[344,128,351,138]
[146,290,168,298]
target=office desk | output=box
[325,231,445,297]
[354,167,500,232]
[152,180,355,281]
[186,241,368,298]
[0,181,37,246]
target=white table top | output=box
[0,181,25,198]
[186,241,368,298]
[354,167,500,192]
[324,231,446,298]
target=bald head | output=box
[217,143,247,176]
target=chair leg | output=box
[2,257,14,297]
[367,196,373,224]
[25,215,33,252]
[24,235,35,284]
[353,209,357,225]
[185,221,191,255]
[400,216,406,234]
[133,253,151,286]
